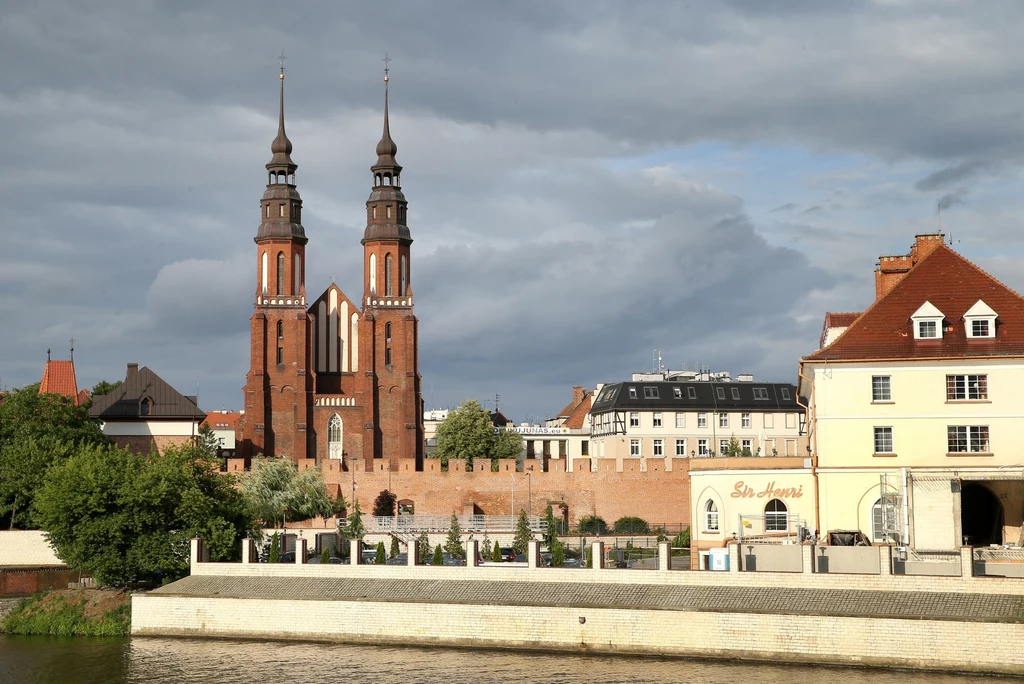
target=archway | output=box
[961,483,1003,546]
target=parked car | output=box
[498,547,517,562]
[306,555,345,564]
[539,551,553,567]
[361,549,378,564]
[385,553,408,565]
[279,551,296,563]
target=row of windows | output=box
[871,374,988,402]
[704,497,895,541]
[264,202,301,220]
[367,252,408,297]
[370,204,406,221]
[872,425,991,454]
[628,437,791,458]
[593,410,796,434]
[624,385,786,401]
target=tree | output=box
[726,436,743,458]
[672,528,691,549]
[347,501,365,542]
[578,515,608,535]
[196,422,220,460]
[444,513,464,559]
[613,516,650,534]
[373,489,397,517]
[491,428,524,465]
[542,504,558,549]
[552,540,565,567]
[390,535,400,558]
[240,458,333,528]
[432,544,443,565]
[0,437,75,530]
[432,400,493,469]
[491,540,502,562]
[512,510,532,556]
[321,546,330,564]
[374,541,386,564]
[417,533,430,564]
[584,546,592,568]
[269,532,281,563]
[35,441,252,586]
[90,380,122,397]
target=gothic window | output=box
[764,499,789,532]
[385,254,394,296]
[400,255,408,296]
[704,500,719,532]
[277,347,283,365]
[261,252,268,293]
[369,254,377,293]
[277,321,284,339]
[294,254,302,295]
[277,253,285,295]
[385,323,392,342]
[328,414,343,460]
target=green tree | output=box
[417,533,430,564]
[672,528,691,548]
[492,540,502,562]
[552,540,565,567]
[269,532,280,563]
[726,436,742,458]
[374,541,386,564]
[512,510,533,556]
[584,546,592,568]
[542,504,558,549]
[90,380,122,397]
[491,428,524,465]
[613,516,650,534]
[240,458,333,528]
[0,437,75,529]
[390,535,400,558]
[432,400,493,469]
[347,501,365,541]
[444,513,464,559]
[373,489,397,517]
[432,544,443,565]
[578,515,608,535]
[321,546,330,564]
[35,441,252,586]
[196,422,220,460]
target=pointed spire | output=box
[267,51,296,175]
[374,53,399,167]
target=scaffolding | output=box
[879,473,902,544]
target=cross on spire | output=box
[382,51,391,82]
[279,50,287,79]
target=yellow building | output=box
[800,234,1024,551]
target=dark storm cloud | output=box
[4,0,1024,418]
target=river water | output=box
[0,636,1000,683]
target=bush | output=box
[2,590,130,636]
[444,513,464,559]
[374,541,386,564]
[432,544,443,566]
[269,533,280,563]
[672,528,691,548]
[390,536,400,558]
[492,540,502,562]
[552,540,565,567]
[373,490,397,517]
[578,515,608,535]
[321,547,330,564]
[613,516,650,534]
[417,533,430,564]
[512,510,533,556]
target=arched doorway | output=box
[960,483,1003,546]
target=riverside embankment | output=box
[133,539,1024,676]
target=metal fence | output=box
[365,514,544,533]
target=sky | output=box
[5,0,1024,422]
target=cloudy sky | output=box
[4,0,1024,422]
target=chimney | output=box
[127,362,139,379]
[912,233,944,263]
[572,386,586,406]
[874,254,913,300]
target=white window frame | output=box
[872,375,891,402]
[697,413,707,428]
[911,301,944,340]
[653,439,664,457]
[704,499,719,532]
[629,412,640,428]
[741,439,752,455]
[764,499,788,532]
[675,413,685,428]
[741,413,751,429]
[719,439,729,456]
[629,439,641,457]
[946,374,988,401]
[719,413,729,429]
[675,439,687,457]
[874,427,894,454]
[964,299,996,339]
[698,439,709,456]
[653,412,663,428]
[947,425,990,453]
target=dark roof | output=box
[490,411,512,427]
[590,381,798,413]
[805,244,1024,362]
[88,365,206,421]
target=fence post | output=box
[466,539,478,568]
[528,540,540,568]
[350,539,361,566]
[296,537,307,565]
[879,545,892,576]
[658,541,672,571]
[591,541,605,570]
[241,538,255,565]
[960,546,975,579]
[408,541,419,567]
[190,538,204,570]
[802,544,814,574]
[728,543,740,573]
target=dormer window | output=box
[911,301,945,340]
[140,397,152,417]
[964,299,997,339]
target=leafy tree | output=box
[491,428,524,464]
[578,515,608,535]
[417,533,430,564]
[0,384,107,448]
[726,436,743,458]
[90,380,122,397]
[512,510,533,556]
[672,528,691,548]
[432,400,493,469]
[375,541,386,564]
[35,441,252,586]
[444,513,464,559]
[584,546,592,568]
[373,489,397,517]
[613,516,650,534]
[240,458,333,528]
[321,546,330,564]
[331,494,348,520]
[196,422,220,460]
[0,437,75,530]
[347,501,365,542]
[542,504,558,549]
[552,540,566,567]
[492,540,502,563]
[390,535,400,558]
[269,532,281,563]
[432,544,443,566]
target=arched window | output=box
[385,323,392,342]
[400,254,407,296]
[328,414,343,460]
[277,321,284,340]
[261,252,268,294]
[764,499,788,532]
[277,252,285,295]
[704,500,719,532]
[385,253,394,296]
[872,497,897,542]
[293,254,302,295]
[369,254,377,294]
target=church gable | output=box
[309,283,362,374]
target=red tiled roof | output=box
[563,395,591,429]
[825,312,862,328]
[203,411,241,430]
[805,244,1024,362]
[39,360,81,404]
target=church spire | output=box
[374,53,399,168]
[364,53,410,245]
[267,51,296,179]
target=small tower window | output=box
[279,204,285,217]
[277,347,283,365]
[385,323,392,342]
[400,255,407,296]
[265,205,270,218]
[385,348,392,365]
[277,321,284,339]
[386,206,392,219]
[277,253,285,295]
[385,254,394,296]
[372,206,377,219]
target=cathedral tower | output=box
[240,63,314,461]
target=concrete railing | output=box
[365,515,544,534]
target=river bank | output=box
[2,589,130,636]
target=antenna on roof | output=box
[69,335,76,362]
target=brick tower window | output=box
[277,253,285,295]
[277,321,284,340]
[277,346,283,365]
[385,254,394,296]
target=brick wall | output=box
[112,434,194,456]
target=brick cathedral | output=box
[237,64,424,469]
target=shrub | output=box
[492,540,502,562]
[321,547,330,564]
[269,533,280,563]
[672,528,691,548]
[444,513,464,559]
[374,541,386,564]
[578,515,608,535]
[613,516,650,534]
[372,490,397,517]
[552,540,565,567]
[432,544,443,566]
[512,510,533,555]
[417,533,430,564]
[390,536,400,559]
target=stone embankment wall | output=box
[132,540,1024,675]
